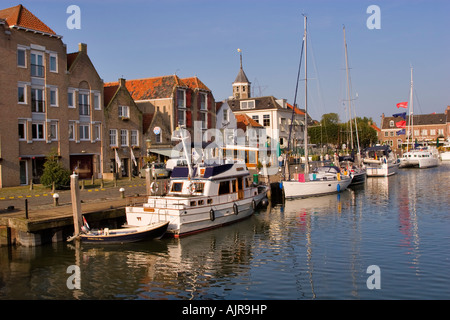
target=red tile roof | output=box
[287,103,305,115]
[235,114,263,131]
[0,4,57,36]
[105,75,183,100]
[182,77,211,91]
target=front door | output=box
[20,160,27,185]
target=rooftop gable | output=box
[0,4,59,37]
[182,77,211,92]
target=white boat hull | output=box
[282,177,352,199]
[364,161,399,177]
[126,188,268,237]
[399,157,439,168]
[441,152,450,161]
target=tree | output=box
[40,149,71,189]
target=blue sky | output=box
[6,0,450,125]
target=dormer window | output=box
[389,120,394,128]
[240,100,255,110]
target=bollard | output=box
[119,187,125,198]
[25,199,28,219]
[53,193,59,206]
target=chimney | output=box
[78,43,87,53]
[446,106,450,114]
[119,78,126,87]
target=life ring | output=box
[252,200,256,210]
[188,182,196,194]
[150,182,159,193]
[210,208,215,221]
[233,203,239,215]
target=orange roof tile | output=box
[105,75,184,100]
[287,103,305,115]
[182,77,211,91]
[0,4,57,36]
[235,114,263,131]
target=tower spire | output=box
[233,49,251,99]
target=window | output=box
[32,123,45,140]
[93,93,101,110]
[79,92,89,115]
[68,90,75,108]
[438,129,444,135]
[155,132,161,143]
[200,93,207,110]
[178,109,186,126]
[218,180,231,195]
[171,182,183,192]
[49,122,58,141]
[430,129,436,136]
[194,182,205,194]
[201,112,207,129]
[31,52,44,77]
[223,109,228,122]
[118,105,129,118]
[240,100,255,109]
[109,129,117,146]
[252,115,259,123]
[263,114,270,127]
[49,53,57,73]
[120,129,128,146]
[79,124,90,140]
[421,129,428,136]
[389,120,394,128]
[18,120,26,140]
[31,88,45,112]
[131,130,139,146]
[68,122,75,140]
[17,48,26,67]
[50,88,58,107]
[414,130,419,136]
[93,124,101,141]
[177,89,186,108]
[18,84,26,104]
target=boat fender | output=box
[252,199,256,210]
[150,182,159,194]
[210,208,215,221]
[337,184,341,192]
[233,203,239,215]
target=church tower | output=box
[232,49,251,99]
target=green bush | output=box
[40,151,71,189]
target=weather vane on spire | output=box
[237,48,243,69]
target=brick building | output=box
[0,5,104,187]
[105,75,216,159]
[103,78,143,179]
[379,106,450,153]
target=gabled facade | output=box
[0,5,104,186]
[103,78,143,179]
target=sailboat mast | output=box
[343,26,354,151]
[303,15,309,175]
[407,67,413,152]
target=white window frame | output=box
[68,89,76,108]
[17,47,27,68]
[118,105,129,118]
[79,91,90,115]
[68,121,75,141]
[263,114,270,127]
[50,87,58,107]
[93,123,101,142]
[109,129,118,147]
[18,83,27,104]
[49,53,58,73]
[31,87,45,113]
[240,100,255,110]
[177,109,186,126]
[49,121,58,141]
[120,129,128,146]
[93,92,101,110]
[79,124,90,141]
[31,122,45,141]
[30,51,44,77]
[177,89,186,108]
[131,130,139,146]
[201,112,207,129]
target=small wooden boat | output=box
[68,221,169,244]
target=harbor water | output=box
[1,163,449,300]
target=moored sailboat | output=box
[282,16,352,199]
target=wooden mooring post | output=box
[70,173,83,236]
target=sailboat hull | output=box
[282,177,352,199]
